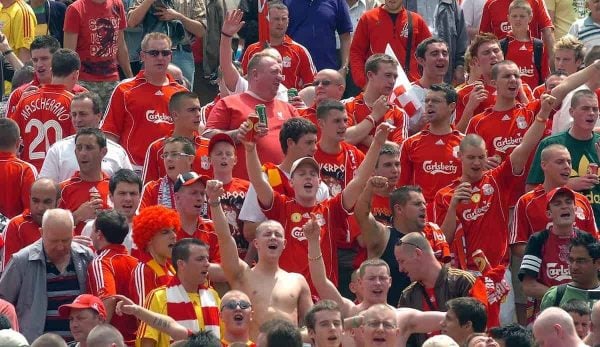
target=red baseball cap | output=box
[58,294,107,319]
[546,187,576,207]
[208,133,235,154]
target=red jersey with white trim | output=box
[423,222,452,264]
[10,84,76,171]
[479,0,553,40]
[345,93,408,152]
[2,211,40,271]
[142,134,211,185]
[87,244,139,344]
[176,218,221,263]
[58,172,110,235]
[262,192,349,293]
[503,35,550,89]
[211,178,250,259]
[206,92,298,180]
[510,185,598,244]
[101,71,187,165]
[5,78,87,119]
[455,82,534,125]
[241,36,317,89]
[299,105,321,139]
[399,129,463,218]
[139,177,176,211]
[433,159,523,269]
[0,152,36,219]
[314,142,365,197]
[129,260,175,306]
[466,104,535,161]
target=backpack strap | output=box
[499,37,508,58]
[553,283,568,307]
[533,38,544,86]
[405,10,413,75]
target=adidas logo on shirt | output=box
[501,115,511,121]
[519,45,527,51]
[155,90,164,96]
[435,139,444,145]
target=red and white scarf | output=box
[166,276,220,339]
[158,176,176,209]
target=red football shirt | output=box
[1,211,41,270]
[399,129,463,218]
[129,260,175,305]
[87,244,139,344]
[434,160,523,269]
[510,185,598,245]
[479,0,553,40]
[101,72,187,165]
[59,172,110,235]
[503,35,550,89]
[314,142,365,197]
[10,84,76,171]
[262,192,349,294]
[176,218,221,263]
[0,152,36,219]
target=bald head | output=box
[86,324,125,347]
[31,333,69,346]
[32,178,61,200]
[397,232,433,254]
[221,289,251,304]
[534,307,580,345]
[41,209,74,264]
[541,144,570,162]
[256,219,284,237]
[459,134,486,152]
[42,208,74,233]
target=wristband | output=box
[535,116,547,123]
[208,199,221,207]
[221,31,233,38]
[308,253,323,261]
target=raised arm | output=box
[509,94,555,174]
[206,179,248,284]
[342,123,391,211]
[239,123,274,208]
[400,308,445,335]
[220,10,245,92]
[113,294,189,340]
[353,176,389,258]
[304,214,355,317]
[551,59,600,105]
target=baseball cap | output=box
[289,157,320,176]
[173,171,209,192]
[546,187,576,207]
[208,133,235,155]
[58,294,107,319]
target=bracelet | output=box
[535,116,547,123]
[2,49,13,56]
[308,253,323,261]
[208,199,221,207]
[365,115,376,127]
[221,31,233,38]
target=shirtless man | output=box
[206,179,313,340]
[304,213,444,347]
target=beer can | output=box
[472,249,491,274]
[256,104,267,127]
[89,187,100,201]
[462,182,471,204]
[246,114,260,141]
[287,88,298,100]
[588,163,598,175]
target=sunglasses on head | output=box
[395,239,422,250]
[221,300,251,311]
[144,49,173,57]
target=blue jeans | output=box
[171,49,195,88]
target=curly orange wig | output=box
[133,205,181,251]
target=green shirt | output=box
[526,130,600,226]
[540,283,600,310]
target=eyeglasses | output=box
[144,49,173,57]
[568,257,593,265]
[313,79,333,87]
[221,300,252,311]
[365,320,397,330]
[395,239,422,250]
[160,152,193,159]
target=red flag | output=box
[258,0,270,45]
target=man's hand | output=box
[0,32,12,53]
[367,176,389,196]
[206,180,224,202]
[155,7,182,21]
[302,213,321,241]
[484,155,501,170]
[74,199,103,222]
[237,115,267,149]
[539,94,556,119]
[450,182,472,207]
[289,95,307,109]
[113,294,138,316]
[72,235,92,248]
[371,95,390,122]
[222,9,245,37]
[568,175,599,191]
[373,122,392,146]
[466,82,488,109]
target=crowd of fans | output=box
[1,0,600,345]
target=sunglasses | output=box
[221,300,252,311]
[395,239,422,250]
[144,49,173,57]
[313,79,333,87]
